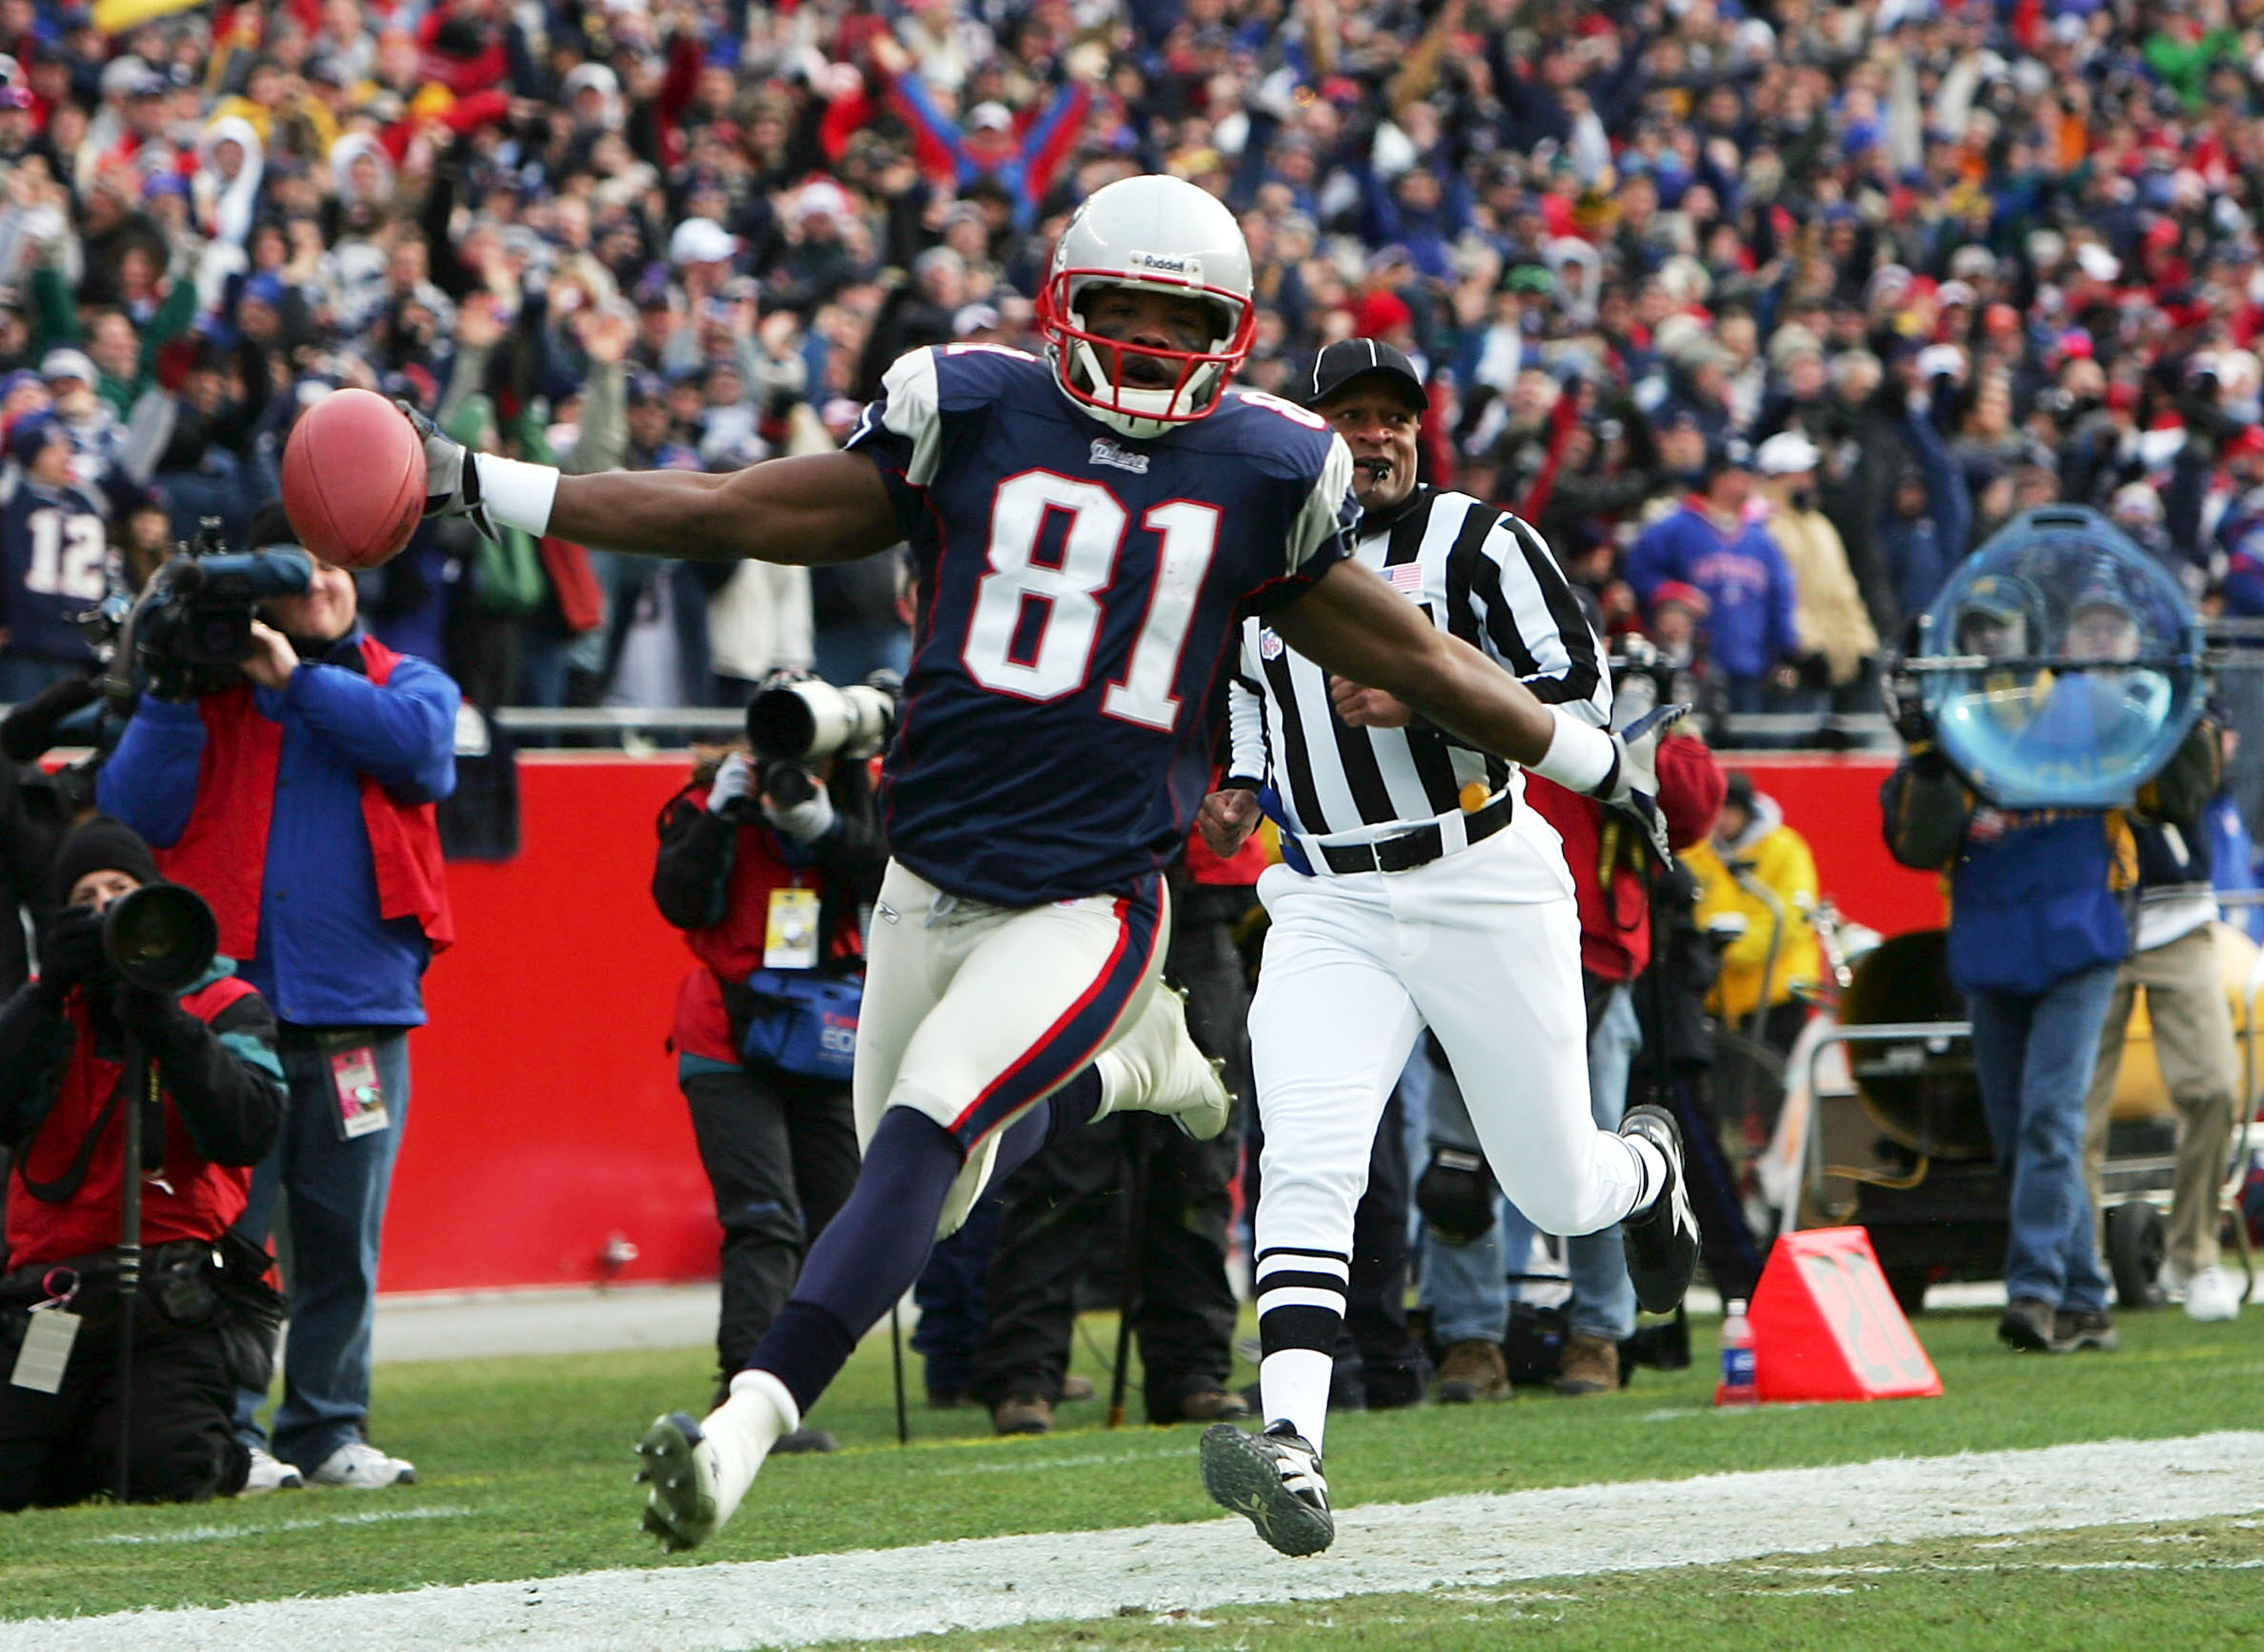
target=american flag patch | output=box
[1384,563,1425,596]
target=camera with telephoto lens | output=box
[744,670,901,806]
[96,518,312,703]
[1607,634,1674,725]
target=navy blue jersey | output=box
[0,472,115,665]
[847,344,1355,906]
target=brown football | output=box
[279,388,428,569]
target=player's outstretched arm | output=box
[406,400,902,565]
[1272,558,1557,763]
[1273,559,1684,851]
[546,454,903,565]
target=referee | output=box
[1195,340,1697,1555]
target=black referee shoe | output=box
[1619,1104,1700,1315]
[1201,1421,1334,1557]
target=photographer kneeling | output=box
[0,819,285,1509]
[653,671,890,1445]
[97,500,457,1491]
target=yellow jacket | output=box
[1683,801,1821,1023]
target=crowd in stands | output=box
[5,0,2264,740]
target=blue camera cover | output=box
[1918,506,2206,808]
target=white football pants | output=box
[854,858,1168,1236]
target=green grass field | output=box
[5,1303,2260,1645]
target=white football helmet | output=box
[1037,175,1257,440]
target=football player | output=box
[405,175,1686,1553]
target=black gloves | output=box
[38,903,110,991]
[113,980,192,1049]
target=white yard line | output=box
[11,1432,2263,1652]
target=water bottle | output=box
[1715,1297,1758,1406]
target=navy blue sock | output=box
[743,1072,1104,1417]
[992,1067,1103,1180]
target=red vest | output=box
[670,789,864,1063]
[7,977,262,1267]
[156,636,453,964]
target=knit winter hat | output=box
[50,817,162,905]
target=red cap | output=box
[1983,302,2022,333]
[1651,580,1711,619]
[2226,426,2264,459]
[1351,289,1413,339]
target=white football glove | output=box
[706,751,755,814]
[1592,702,1692,860]
[395,400,497,540]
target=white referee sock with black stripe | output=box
[1254,1247,1350,1452]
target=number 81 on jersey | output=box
[960,469,1219,734]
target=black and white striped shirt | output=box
[1228,487,1610,841]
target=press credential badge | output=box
[10,1303,80,1395]
[765,887,821,970]
[330,1044,389,1140]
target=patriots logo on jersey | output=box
[1088,437,1151,475]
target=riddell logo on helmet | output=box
[1129,251,1201,279]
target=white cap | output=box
[1915,343,1966,382]
[2075,242,2122,282]
[40,346,97,385]
[2111,481,2164,523]
[952,303,1000,337]
[1755,431,1820,476]
[794,179,852,223]
[668,217,738,266]
[967,102,1014,134]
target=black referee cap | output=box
[1303,338,1427,414]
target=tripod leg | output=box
[1106,1116,1152,1429]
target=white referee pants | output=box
[1248,817,1647,1275]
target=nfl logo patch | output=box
[1259,629,1284,661]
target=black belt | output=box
[1316,792,1513,875]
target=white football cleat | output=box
[1096,985,1231,1141]
[636,1380,789,1553]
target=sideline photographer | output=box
[0,819,285,1509]
[653,669,890,1438]
[97,500,457,1491]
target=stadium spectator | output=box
[97,500,457,1490]
[1625,447,1801,719]
[1753,432,1881,720]
[5,0,2264,735]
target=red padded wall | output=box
[378,749,1943,1293]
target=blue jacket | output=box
[97,629,460,1028]
[1626,503,1800,681]
[1881,757,2133,998]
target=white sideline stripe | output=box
[10,1432,2263,1652]
[82,1506,477,1546]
